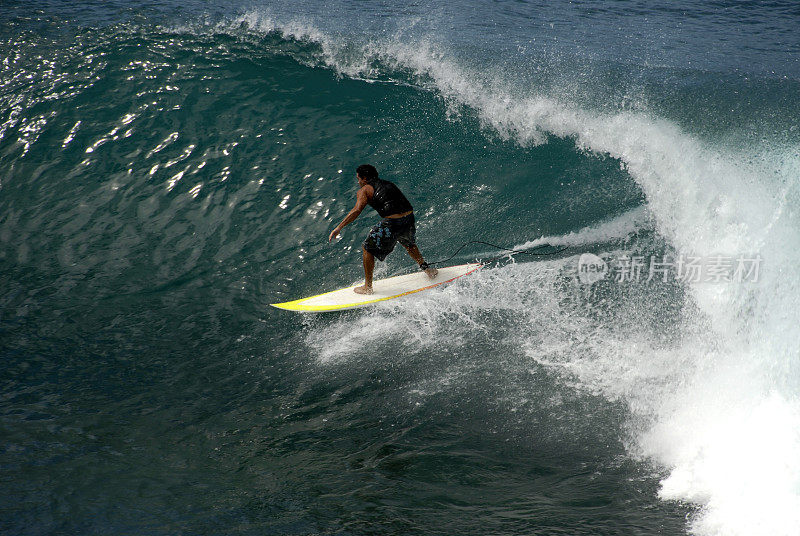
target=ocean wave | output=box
[211,12,800,536]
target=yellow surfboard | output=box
[271,263,482,312]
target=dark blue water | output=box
[2,2,799,535]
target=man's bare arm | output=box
[329,186,371,242]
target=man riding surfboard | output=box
[328,164,438,294]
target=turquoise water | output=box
[2,2,799,535]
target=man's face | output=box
[356,173,366,186]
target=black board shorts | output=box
[362,213,416,261]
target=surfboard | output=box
[271,263,482,312]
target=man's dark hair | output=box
[356,164,379,183]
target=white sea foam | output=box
[230,13,800,536]
[518,205,653,249]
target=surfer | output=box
[329,164,438,294]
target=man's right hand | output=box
[329,227,340,242]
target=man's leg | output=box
[354,247,375,294]
[402,244,438,279]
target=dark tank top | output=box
[367,178,413,218]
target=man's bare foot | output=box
[354,285,373,295]
[424,267,438,279]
